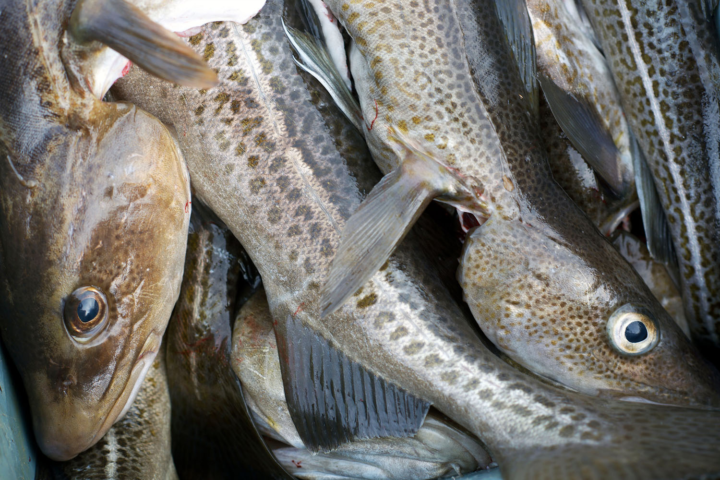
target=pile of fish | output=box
[1,0,720,478]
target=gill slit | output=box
[6,155,37,188]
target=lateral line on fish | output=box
[618,0,711,340]
[676,1,720,341]
[234,22,342,236]
[104,427,119,479]
[5,156,38,188]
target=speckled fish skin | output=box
[580,0,720,355]
[232,287,493,480]
[42,354,178,480]
[328,0,720,407]
[112,5,720,479]
[0,0,190,461]
[165,204,292,480]
[527,0,635,196]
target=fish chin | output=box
[115,348,158,423]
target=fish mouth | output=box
[41,331,162,460]
[95,331,161,437]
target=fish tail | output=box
[321,134,488,317]
[69,0,218,88]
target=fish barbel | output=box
[113,4,720,477]
[0,0,215,460]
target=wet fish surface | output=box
[0,0,199,460]
[113,4,720,479]
[233,287,493,480]
[319,0,720,407]
[165,203,292,480]
[580,0,720,356]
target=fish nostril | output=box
[60,374,77,396]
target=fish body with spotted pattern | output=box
[113,4,720,478]
[0,0,191,461]
[580,0,720,356]
[324,0,720,408]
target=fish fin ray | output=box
[321,164,437,317]
[275,314,430,452]
[281,20,364,131]
[632,135,678,269]
[69,0,217,88]
[494,0,538,118]
[539,75,628,197]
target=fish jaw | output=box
[0,103,190,460]
[459,215,720,409]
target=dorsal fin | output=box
[494,0,538,118]
[275,314,430,452]
[69,0,217,88]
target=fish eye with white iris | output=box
[2,0,720,479]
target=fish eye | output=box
[64,286,108,340]
[606,304,659,356]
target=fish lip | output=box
[88,331,162,449]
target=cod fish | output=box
[165,203,292,480]
[113,7,720,479]
[38,352,178,480]
[298,0,720,406]
[0,0,211,460]
[233,287,494,480]
[580,0,720,355]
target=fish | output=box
[38,352,178,480]
[165,202,292,480]
[579,0,720,356]
[612,231,689,337]
[0,339,36,480]
[0,0,207,460]
[112,6,720,479]
[298,0,720,407]
[526,0,635,199]
[232,287,494,480]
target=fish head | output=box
[460,215,720,409]
[0,102,190,460]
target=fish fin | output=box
[320,164,436,317]
[538,75,628,197]
[281,20,364,131]
[275,314,431,452]
[494,0,538,117]
[69,0,217,88]
[564,0,604,53]
[632,135,678,269]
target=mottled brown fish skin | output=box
[327,0,720,407]
[166,205,292,480]
[43,354,178,480]
[581,0,720,354]
[114,4,720,478]
[0,0,190,460]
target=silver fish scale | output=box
[112,0,720,477]
[582,0,720,349]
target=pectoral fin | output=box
[70,0,218,88]
[632,136,678,270]
[494,0,538,117]
[282,20,364,131]
[539,75,629,197]
[320,161,438,317]
[275,314,430,452]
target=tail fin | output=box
[70,0,218,88]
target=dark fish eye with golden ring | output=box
[63,287,108,340]
[606,304,659,356]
